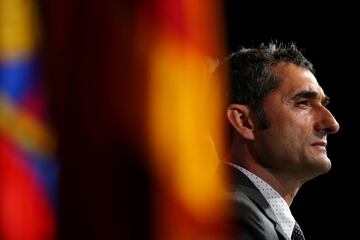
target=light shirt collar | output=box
[229,163,295,239]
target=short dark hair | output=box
[215,42,314,129]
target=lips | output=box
[311,141,327,147]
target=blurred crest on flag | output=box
[0,0,58,239]
[134,0,230,239]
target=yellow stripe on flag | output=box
[0,96,56,156]
[0,0,40,59]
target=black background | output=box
[223,1,357,239]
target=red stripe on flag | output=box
[0,135,55,240]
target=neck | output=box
[228,141,305,206]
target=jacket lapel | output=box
[226,164,289,240]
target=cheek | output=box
[272,119,310,147]
[276,111,313,132]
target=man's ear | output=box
[227,104,255,140]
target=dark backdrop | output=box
[223,1,357,239]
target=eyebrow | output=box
[292,90,330,106]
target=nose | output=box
[315,106,340,134]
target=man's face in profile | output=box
[251,62,339,180]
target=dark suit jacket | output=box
[223,164,289,240]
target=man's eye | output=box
[296,100,310,106]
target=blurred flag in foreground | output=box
[0,0,57,239]
[134,0,229,239]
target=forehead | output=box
[271,62,325,96]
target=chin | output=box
[311,156,332,176]
[325,158,332,171]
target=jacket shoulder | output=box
[224,186,285,240]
